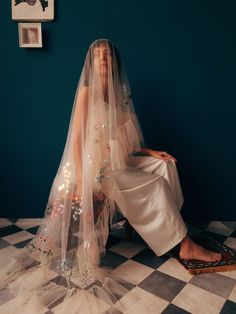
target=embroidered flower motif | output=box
[120,94,132,111]
[94,122,111,130]
[87,154,94,165]
[94,122,103,130]
[50,199,64,221]
[39,233,48,242]
[72,195,83,221]
[57,258,73,272]
[95,158,111,183]
[57,162,72,194]
[45,203,53,215]
[26,242,53,261]
[95,167,106,183]
[103,158,110,165]
[81,264,97,286]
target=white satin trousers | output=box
[113,156,188,256]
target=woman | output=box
[0,39,221,313]
[80,38,221,262]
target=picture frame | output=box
[12,0,54,21]
[18,23,42,48]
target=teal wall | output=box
[0,1,235,219]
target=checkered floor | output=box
[0,218,236,313]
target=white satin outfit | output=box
[108,118,188,257]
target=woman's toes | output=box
[216,253,222,261]
[207,252,222,262]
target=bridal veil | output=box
[0,39,144,313]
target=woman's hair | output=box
[83,39,123,87]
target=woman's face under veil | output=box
[92,43,113,78]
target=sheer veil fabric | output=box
[0,39,144,313]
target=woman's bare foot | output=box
[179,234,222,262]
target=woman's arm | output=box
[140,146,177,163]
[71,87,89,195]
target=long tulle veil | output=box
[0,39,144,313]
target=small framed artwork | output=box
[12,0,54,21]
[18,23,42,48]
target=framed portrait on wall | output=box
[12,0,54,21]
[18,23,42,48]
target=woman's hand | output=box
[140,147,177,163]
[150,150,177,162]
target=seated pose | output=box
[0,39,221,313]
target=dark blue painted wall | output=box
[0,1,235,219]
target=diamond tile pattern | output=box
[0,218,235,313]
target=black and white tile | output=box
[0,218,236,313]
